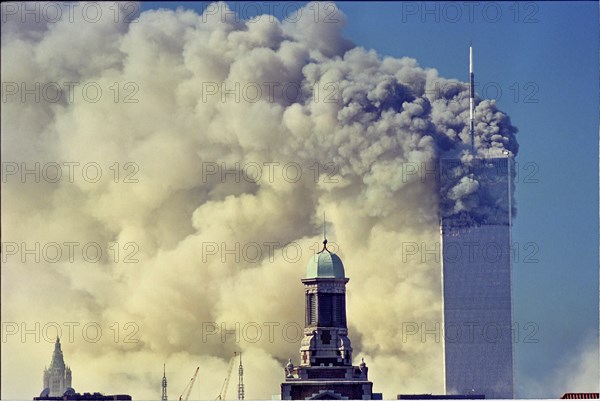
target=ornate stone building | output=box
[281,238,380,400]
[42,337,72,397]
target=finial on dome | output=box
[320,212,330,253]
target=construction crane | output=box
[215,352,237,400]
[179,366,199,401]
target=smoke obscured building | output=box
[281,238,381,400]
[439,157,515,398]
[42,337,73,397]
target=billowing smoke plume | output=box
[1,2,519,399]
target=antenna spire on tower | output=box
[469,45,475,155]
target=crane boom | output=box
[216,352,237,400]
[179,366,199,401]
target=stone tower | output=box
[43,337,72,397]
[281,238,378,400]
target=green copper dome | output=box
[305,246,346,279]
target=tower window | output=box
[333,295,346,326]
[321,330,331,344]
[318,294,333,326]
[312,295,317,325]
[307,294,317,325]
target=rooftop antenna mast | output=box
[237,352,245,400]
[161,364,167,401]
[469,44,475,155]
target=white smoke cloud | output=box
[555,335,600,394]
[518,332,600,398]
[1,1,518,399]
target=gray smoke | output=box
[1,2,518,399]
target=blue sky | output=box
[139,1,600,396]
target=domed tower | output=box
[281,235,379,400]
[300,239,352,368]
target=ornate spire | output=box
[44,336,70,396]
[359,357,368,374]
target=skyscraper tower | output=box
[238,352,244,400]
[440,157,514,398]
[281,235,378,399]
[162,364,168,401]
[439,47,514,399]
[42,337,72,397]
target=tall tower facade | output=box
[440,157,514,398]
[42,337,72,397]
[281,239,377,400]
